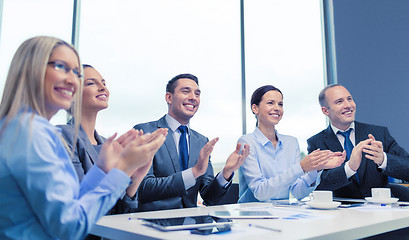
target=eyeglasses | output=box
[47,60,82,78]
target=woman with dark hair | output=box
[238,85,344,202]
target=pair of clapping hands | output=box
[96,129,252,185]
[301,134,384,172]
[97,128,168,182]
[193,138,251,181]
[301,149,345,173]
[348,134,384,171]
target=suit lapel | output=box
[325,123,361,184]
[354,122,367,143]
[78,126,100,165]
[188,131,200,168]
[158,116,180,172]
[354,121,368,182]
[68,118,100,165]
[324,125,344,152]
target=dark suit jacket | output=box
[307,121,409,200]
[58,118,137,214]
[58,118,105,181]
[133,115,229,211]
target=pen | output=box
[249,223,282,232]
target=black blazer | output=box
[58,118,137,214]
[58,118,105,181]
[307,121,409,200]
[133,115,229,211]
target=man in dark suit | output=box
[307,84,409,201]
[134,73,250,211]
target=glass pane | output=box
[0,0,73,125]
[245,0,326,154]
[79,0,241,164]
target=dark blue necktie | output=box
[178,125,188,170]
[338,129,359,183]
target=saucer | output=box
[305,201,341,210]
[365,197,399,204]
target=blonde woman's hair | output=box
[0,36,83,144]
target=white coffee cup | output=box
[371,188,391,200]
[309,190,333,203]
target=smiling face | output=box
[82,67,109,114]
[252,90,283,128]
[166,78,201,125]
[322,85,356,130]
[44,45,80,120]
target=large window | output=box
[79,0,241,164]
[0,1,326,167]
[245,0,326,154]
[0,0,73,124]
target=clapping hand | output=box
[300,149,332,172]
[348,138,372,171]
[98,129,140,173]
[363,134,384,165]
[319,151,346,170]
[192,138,219,178]
[222,143,250,180]
[117,128,167,176]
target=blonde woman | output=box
[0,36,167,239]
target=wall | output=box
[332,0,409,150]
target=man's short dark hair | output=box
[166,73,199,93]
[319,83,343,108]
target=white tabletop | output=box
[90,202,409,240]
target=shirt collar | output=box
[330,121,355,135]
[254,127,282,147]
[166,114,190,133]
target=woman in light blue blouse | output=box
[0,36,166,239]
[238,85,344,202]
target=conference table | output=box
[90,200,409,240]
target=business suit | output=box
[134,115,229,211]
[307,121,409,200]
[58,118,137,214]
